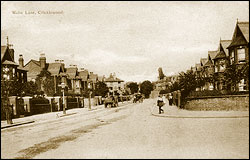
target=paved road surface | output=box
[1,99,249,159]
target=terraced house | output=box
[189,20,249,93]
[24,54,66,96]
[213,39,231,90]
[202,51,217,90]
[65,65,81,95]
[227,21,249,91]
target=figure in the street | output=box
[157,94,164,114]
[168,93,173,106]
[133,94,137,103]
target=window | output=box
[237,47,245,63]
[76,81,80,88]
[219,60,225,71]
[239,79,247,91]
[230,50,235,64]
[209,83,214,90]
[13,68,15,77]
[215,64,218,72]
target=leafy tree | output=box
[23,81,39,96]
[223,63,247,91]
[139,80,153,98]
[36,69,55,96]
[127,82,139,94]
[93,81,109,97]
[170,81,181,92]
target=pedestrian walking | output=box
[157,94,164,114]
[169,93,173,106]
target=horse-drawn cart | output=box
[104,96,118,108]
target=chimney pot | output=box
[40,53,46,69]
[19,54,24,68]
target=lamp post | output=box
[60,82,66,115]
[2,66,13,124]
[88,82,92,110]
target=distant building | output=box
[65,65,81,95]
[213,39,231,90]
[203,51,217,90]
[104,73,124,95]
[24,54,66,95]
[78,68,89,93]
[88,72,98,90]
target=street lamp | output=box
[59,82,66,115]
[88,82,92,110]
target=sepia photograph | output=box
[1,1,249,159]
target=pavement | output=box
[1,101,131,129]
[150,99,249,118]
[1,98,249,159]
[2,98,249,129]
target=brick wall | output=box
[184,95,249,111]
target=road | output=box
[1,99,249,159]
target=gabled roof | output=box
[1,46,7,61]
[220,40,231,57]
[105,74,124,82]
[47,63,63,76]
[228,21,249,48]
[17,66,29,72]
[79,70,89,81]
[89,73,98,83]
[24,59,41,67]
[213,51,226,60]
[66,67,77,79]
[200,58,208,66]
[1,46,14,62]
[195,63,202,71]
[204,59,214,67]
[179,71,185,77]
[2,60,19,66]
[191,66,196,72]
[238,22,249,43]
[208,51,217,60]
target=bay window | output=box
[237,47,245,63]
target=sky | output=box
[1,1,249,83]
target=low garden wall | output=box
[184,94,249,111]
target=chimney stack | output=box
[19,54,24,68]
[69,64,77,68]
[39,53,46,69]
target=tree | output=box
[36,69,55,96]
[23,81,39,96]
[127,82,139,94]
[140,80,153,98]
[223,63,249,91]
[94,81,109,97]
